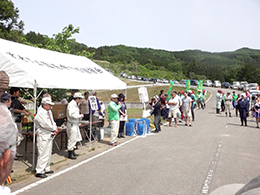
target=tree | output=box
[0,0,24,41]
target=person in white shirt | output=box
[80,91,90,121]
[67,92,84,159]
[34,97,58,178]
[225,91,233,117]
[0,103,17,194]
[182,91,193,127]
[167,91,180,127]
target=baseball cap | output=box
[111,94,118,99]
[42,97,54,105]
[74,92,84,99]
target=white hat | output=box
[188,90,192,93]
[241,93,246,97]
[74,92,84,99]
[42,97,54,105]
[111,94,118,99]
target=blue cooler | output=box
[125,122,134,136]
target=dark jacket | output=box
[151,99,161,116]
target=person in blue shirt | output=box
[237,93,249,126]
[188,90,195,122]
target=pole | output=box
[89,107,92,149]
[32,80,37,170]
[124,89,127,101]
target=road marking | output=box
[201,143,222,195]
[11,136,140,195]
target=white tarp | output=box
[0,38,126,90]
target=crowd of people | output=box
[149,89,207,132]
[2,86,260,193]
[0,88,129,180]
[216,90,260,127]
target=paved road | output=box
[11,88,260,195]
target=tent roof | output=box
[0,38,126,90]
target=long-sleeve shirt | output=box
[67,100,82,124]
[108,101,121,121]
[35,108,57,133]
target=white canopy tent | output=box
[0,38,126,169]
[0,38,126,90]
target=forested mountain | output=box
[1,0,260,84]
[92,45,260,83]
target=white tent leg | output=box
[32,80,37,170]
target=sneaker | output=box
[189,124,192,127]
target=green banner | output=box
[197,80,203,92]
[186,80,190,91]
[167,80,174,101]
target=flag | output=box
[186,80,190,91]
[167,80,174,101]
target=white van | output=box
[203,80,212,87]
[213,80,221,87]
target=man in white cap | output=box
[108,94,121,146]
[66,92,84,159]
[34,97,58,178]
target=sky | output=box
[11,0,260,52]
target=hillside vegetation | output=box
[1,0,260,88]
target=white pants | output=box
[225,103,232,113]
[36,131,53,174]
[67,123,82,151]
[110,120,119,144]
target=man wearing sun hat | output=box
[67,92,84,159]
[108,94,121,146]
[34,97,58,178]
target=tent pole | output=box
[124,89,127,100]
[32,80,37,170]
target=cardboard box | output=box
[52,104,67,120]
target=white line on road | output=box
[11,136,140,195]
[201,143,222,195]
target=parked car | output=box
[248,83,259,90]
[240,81,248,90]
[221,82,231,88]
[191,80,198,86]
[171,80,179,84]
[136,76,142,80]
[249,90,260,98]
[203,80,212,87]
[119,73,127,77]
[130,75,136,79]
[180,79,186,85]
[161,79,169,83]
[213,80,221,87]
[231,81,240,90]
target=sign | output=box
[138,87,149,103]
[88,96,98,110]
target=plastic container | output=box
[141,118,150,133]
[136,123,145,135]
[125,122,134,136]
[129,118,138,123]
